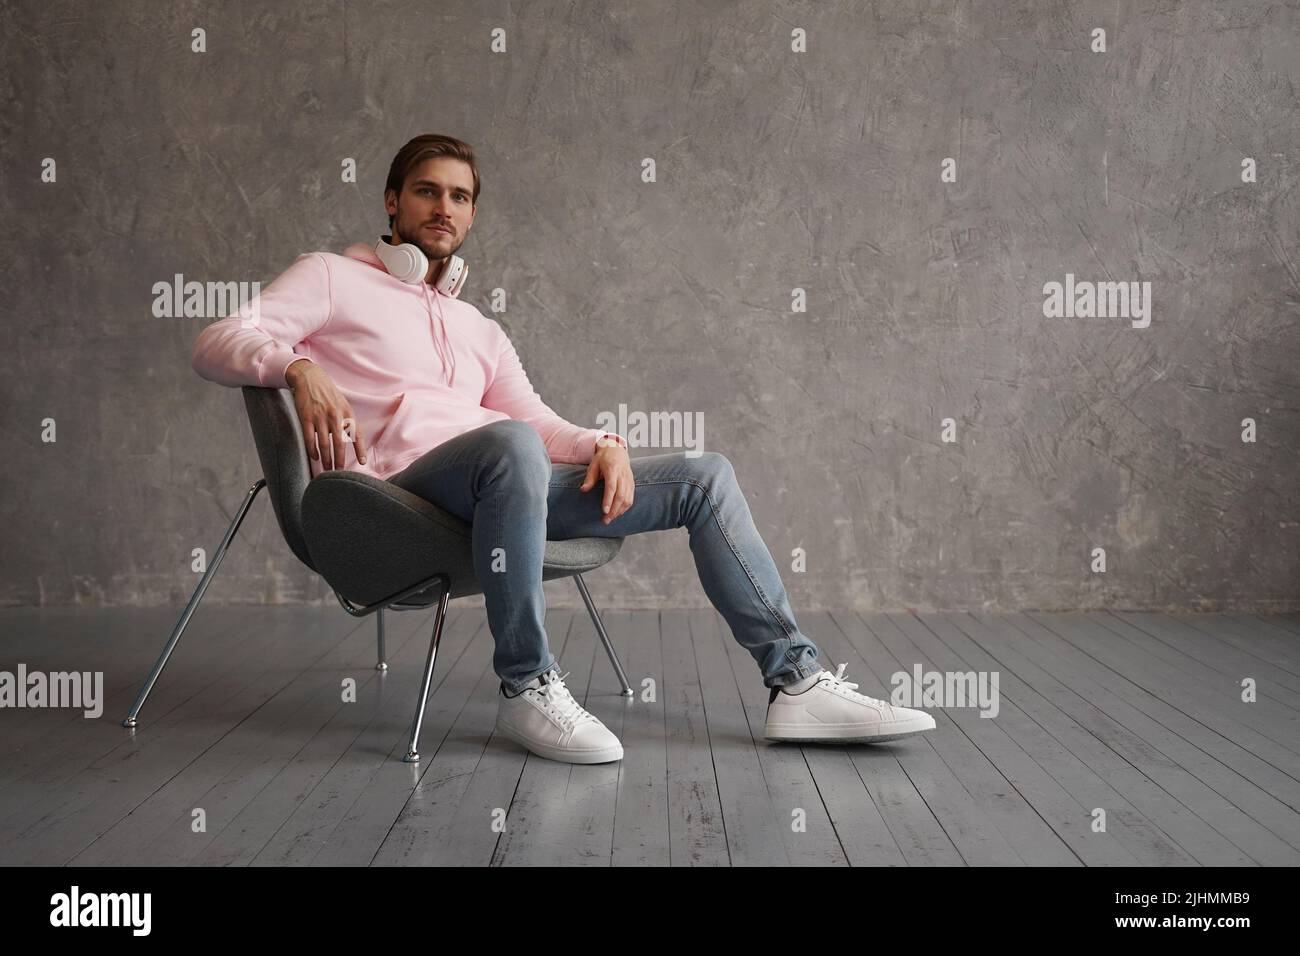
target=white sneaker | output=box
[764,663,936,743]
[496,669,624,764]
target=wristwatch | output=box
[595,433,627,451]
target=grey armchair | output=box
[123,386,633,762]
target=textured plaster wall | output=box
[2,1,1297,610]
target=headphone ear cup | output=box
[401,244,428,283]
[438,255,468,298]
[374,238,428,284]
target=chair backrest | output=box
[241,386,318,572]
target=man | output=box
[192,133,936,764]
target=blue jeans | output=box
[388,419,823,695]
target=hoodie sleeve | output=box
[480,323,612,465]
[191,252,333,388]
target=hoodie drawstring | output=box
[422,283,457,387]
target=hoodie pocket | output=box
[367,391,411,474]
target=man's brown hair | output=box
[384,134,481,230]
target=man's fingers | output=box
[602,469,616,514]
[606,470,635,522]
[316,416,334,470]
[303,421,319,461]
[352,421,368,464]
[331,416,347,472]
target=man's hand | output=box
[286,360,368,471]
[580,444,633,524]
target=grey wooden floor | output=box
[1,606,1298,865]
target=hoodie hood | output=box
[342,240,457,387]
[342,241,386,270]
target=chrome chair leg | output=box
[122,479,267,728]
[404,588,451,762]
[376,608,387,670]
[574,572,633,697]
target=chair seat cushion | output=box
[301,471,623,608]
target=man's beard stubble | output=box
[397,213,458,263]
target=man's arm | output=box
[191,252,333,388]
[480,324,622,464]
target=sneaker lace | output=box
[534,672,595,730]
[821,662,892,708]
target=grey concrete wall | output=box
[2,1,1297,610]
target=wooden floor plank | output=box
[2,608,363,864]
[0,607,281,793]
[608,610,672,867]
[800,611,965,866]
[0,607,197,751]
[963,612,1278,865]
[121,609,437,865]
[1095,613,1300,808]
[190,609,468,866]
[1024,613,1300,855]
[660,608,729,865]
[5,608,1299,866]
[425,608,576,867]
[1231,614,1300,662]
[1168,613,1299,676]
[70,609,439,865]
[825,612,1025,866]
[492,610,619,866]
[875,610,1116,865]
[1215,616,1300,672]
[0,607,331,827]
[369,609,528,867]
[309,608,492,866]
[248,609,481,865]
[918,611,1193,866]
[715,610,853,865]
[1107,612,1300,700]
[1263,614,1300,637]
[1062,613,1300,754]
[689,609,793,865]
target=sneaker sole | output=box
[496,721,624,764]
[764,715,936,744]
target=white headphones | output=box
[374,234,469,297]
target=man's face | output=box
[386,156,476,271]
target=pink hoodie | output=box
[192,242,616,481]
